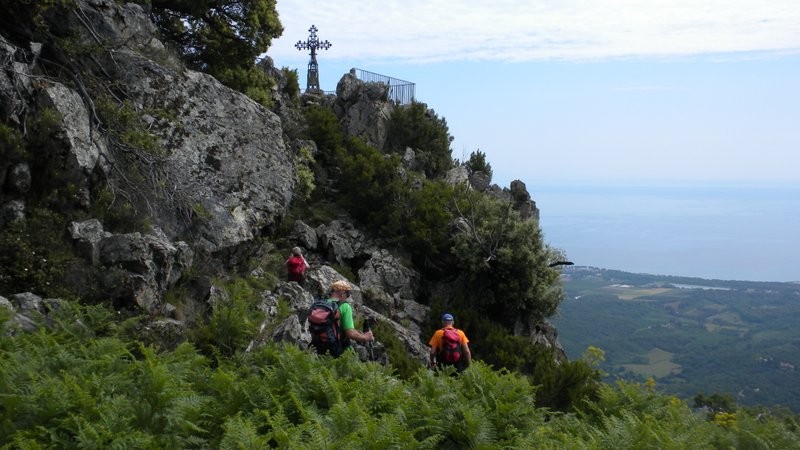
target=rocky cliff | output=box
[0,0,563,366]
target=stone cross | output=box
[295,25,331,93]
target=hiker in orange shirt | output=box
[428,313,471,372]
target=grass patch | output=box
[602,285,673,300]
[620,347,682,378]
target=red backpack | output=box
[308,300,348,357]
[439,328,462,364]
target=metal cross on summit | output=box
[295,25,331,93]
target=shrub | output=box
[281,67,300,100]
[402,179,457,274]
[385,101,454,178]
[373,320,423,379]
[450,191,563,325]
[304,104,344,168]
[139,0,282,106]
[190,278,263,359]
[294,142,316,201]
[465,149,493,182]
[337,137,405,234]
[0,122,26,163]
[0,207,80,299]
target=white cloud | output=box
[271,0,800,63]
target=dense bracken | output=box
[2,303,799,448]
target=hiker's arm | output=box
[345,328,373,343]
[462,343,472,366]
[429,346,437,366]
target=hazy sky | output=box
[267,1,800,187]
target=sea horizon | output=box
[526,181,800,283]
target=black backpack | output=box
[308,300,349,357]
[439,327,462,365]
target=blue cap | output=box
[441,313,454,321]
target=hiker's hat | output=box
[441,313,454,322]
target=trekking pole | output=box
[363,318,375,361]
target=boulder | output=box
[316,220,372,266]
[97,230,193,312]
[292,220,318,251]
[335,72,393,150]
[445,166,469,186]
[5,163,31,194]
[70,219,113,265]
[0,200,25,227]
[358,249,426,332]
[0,36,36,123]
[468,171,491,192]
[36,82,108,186]
[509,179,539,221]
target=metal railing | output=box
[353,68,415,105]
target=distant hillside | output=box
[551,266,800,411]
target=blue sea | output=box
[531,183,800,283]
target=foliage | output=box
[281,66,300,99]
[0,122,26,162]
[529,348,603,412]
[385,101,454,178]
[0,207,83,299]
[304,104,345,168]
[402,179,457,273]
[372,320,424,379]
[304,105,407,235]
[90,187,154,234]
[337,137,405,234]
[465,149,493,182]
[293,142,316,201]
[190,278,263,359]
[95,94,165,156]
[137,0,283,106]
[450,190,563,326]
[2,302,799,449]
[695,392,737,414]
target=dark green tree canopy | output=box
[140,0,283,105]
[145,0,282,70]
[386,101,454,179]
[466,149,493,182]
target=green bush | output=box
[386,101,454,178]
[190,278,263,359]
[402,179,457,274]
[90,187,153,234]
[0,122,26,163]
[304,104,344,168]
[0,207,81,299]
[294,142,316,201]
[337,137,405,234]
[138,0,282,106]
[450,191,563,325]
[212,64,274,107]
[303,105,407,236]
[465,149,493,182]
[281,67,300,100]
[373,320,423,379]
